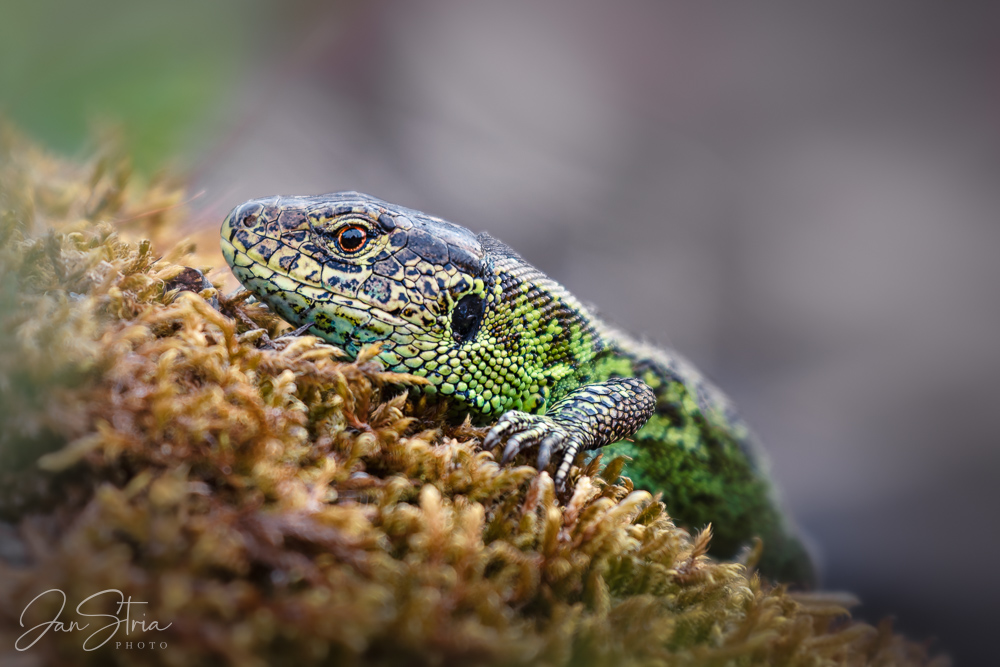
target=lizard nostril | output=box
[227,201,264,230]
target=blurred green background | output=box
[0,0,270,171]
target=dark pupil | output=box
[339,227,366,252]
[451,293,485,343]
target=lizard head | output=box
[222,191,598,415]
[221,191,491,360]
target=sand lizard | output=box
[220,191,815,586]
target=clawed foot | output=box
[481,378,655,490]
[483,411,585,489]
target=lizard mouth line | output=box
[222,238,425,336]
[224,231,383,298]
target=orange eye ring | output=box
[336,225,368,253]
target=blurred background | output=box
[3,0,998,662]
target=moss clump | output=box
[0,127,947,666]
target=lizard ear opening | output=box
[451,293,485,343]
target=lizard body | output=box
[221,191,815,586]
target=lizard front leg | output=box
[483,377,655,489]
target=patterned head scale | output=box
[222,191,599,416]
[221,191,490,354]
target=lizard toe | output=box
[500,434,524,465]
[536,432,564,470]
[482,425,506,451]
[552,438,583,490]
[500,424,548,464]
[484,413,525,450]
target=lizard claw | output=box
[500,424,548,464]
[536,432,563,470]
[483,418,516,451]
[500,436,522,465]
[552,439,583,490]
[485,410,581,485]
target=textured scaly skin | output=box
[220,192,815,586]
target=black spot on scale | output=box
[416,276,439,299]
[233,229,253,248]
[377,213,397,231]
[250,240,278,262]
[304,204,333,221]
[361,274,395,305]
[450,275,471,295]
[277,208,309,231]
[301,265,321,283]
[370,247,395,263]
[393,247,421,267]
[278,253,298,271]
[388,230,408,249]
[312,311,333,329]
[322,256,365,274]
[408,229,450,264]
[299,241,329,258]
[372,256,405,280]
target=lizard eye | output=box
[336,225,369,253]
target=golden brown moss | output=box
[0,126,948,666]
